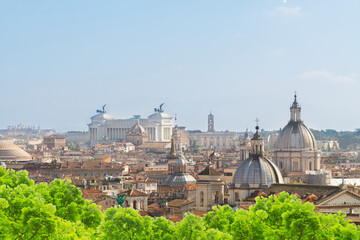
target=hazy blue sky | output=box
[0,1,359,132]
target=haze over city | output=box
[1,0,359,132]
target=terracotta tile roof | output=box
[82,189,102,194]
[288,172,306,177]
[148,203,161,208]
[317,190,360,205]
[192,210,208,217]
[262,184,342,204]
[344,215,360,224]
[169,217,182,222]
[119,189,148,197]
[137,142,170,149]
[168,199,194,208]
[138,211,149,216]
[198,166,221,176]
[240,205,249,210]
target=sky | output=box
[0,1,359,132]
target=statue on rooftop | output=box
[154,103,164,113]
[96,104,106,114]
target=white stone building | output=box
[189,112,238,149]
[195,165,224,211]
[88,105,173,146]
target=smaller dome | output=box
[128,120,147,135]
[162,173,196,186]
[232,156,283,189]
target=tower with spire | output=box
[172,124,182,153]
[238,128,251,162]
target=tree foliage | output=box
[1,166,360,239]
[0,167,101,239]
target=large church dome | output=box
[275,95,317,151]
[275,122,316,150]
[232,126,283,189]
[0,140,32,162]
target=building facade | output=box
[188,112,238,149]
[88,105,173,146]
[43,135,66,149]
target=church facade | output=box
[88,105,173,146]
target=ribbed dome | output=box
[232,155,283,189]
[275,121,316,150]
[0,140,32,161]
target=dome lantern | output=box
[290,94,301,122]
[250,125,264,156]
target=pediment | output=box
[318,191,360,206]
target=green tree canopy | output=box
[0,167,101,239]
[1,166,359,239]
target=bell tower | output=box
[208,112,214,132]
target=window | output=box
[105,201,108,206]
[235,192,239,201]
[292,161,299,171]
[112,201,116,205]
[200,191,204,207]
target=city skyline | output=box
[1,1,359,132]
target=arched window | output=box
[133,200,137,210]
[279,161,283,168]
[235,192,239,201]
[200,191,204,207]
[215,191,219,205]
[309,161,312,170]
[140,200,144,210]
[293,160,299,172]
[124,200,129,207]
